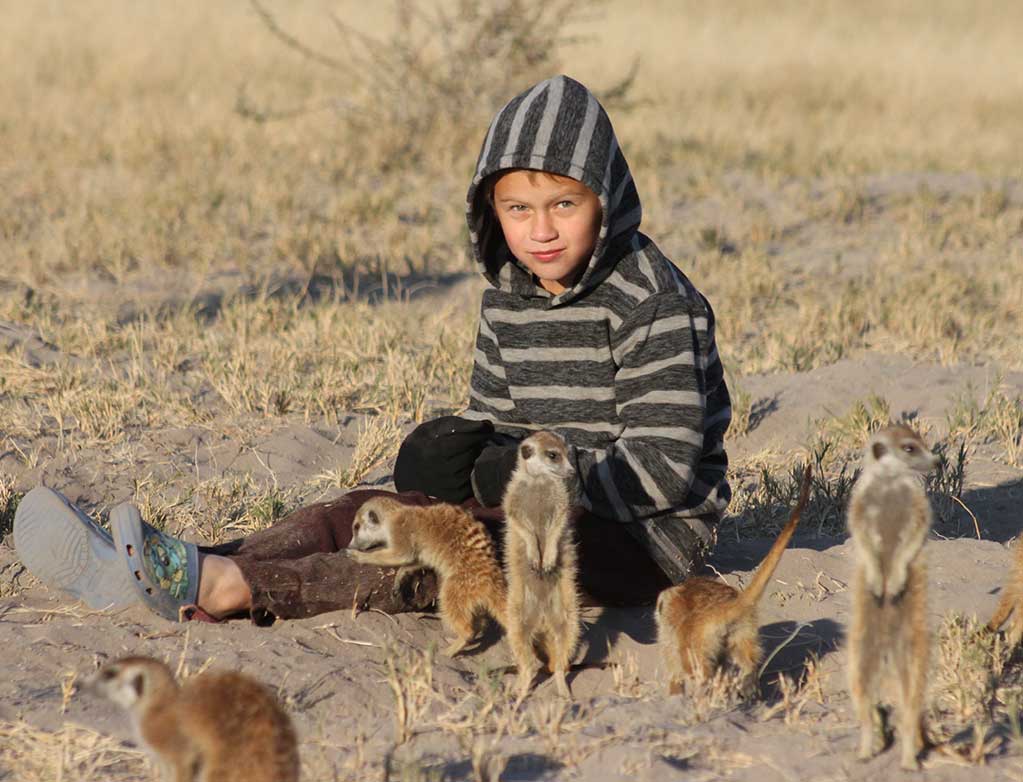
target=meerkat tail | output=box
[735,464,812,612]
[988,591,1015,632]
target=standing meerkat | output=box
[987,537,1023,646]
[656,464,812,696]
[348,497,506,656]
[847,423,938,771]
[86,656,299,782]
[501,430,580,701]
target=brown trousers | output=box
[203,490,673,625]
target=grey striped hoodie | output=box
[463,75,731,582]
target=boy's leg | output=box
[202,498,683,622]
[229,548,439,625]
[201,489,435,561]
[196,490,440,624]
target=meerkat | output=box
[347,497,506,656]
[86,656,299,782]
[846,423,939,771]
[987,537,1023,646]
[501,430,580,701]
[655,464,812,696]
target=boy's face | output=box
[491,170,602,295]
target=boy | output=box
[14,76,730,623]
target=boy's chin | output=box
[530,266,585,292]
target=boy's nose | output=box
[530,213,558,242]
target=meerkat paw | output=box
[857,711,885,761]
[552,671,572,700]
[514,670,535,706]
[865,569,885,602]
[347,549,378,565]
[857,737,880,761]
[899,735,923,772]
[857,722,884,761]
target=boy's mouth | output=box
[530,248,565,262]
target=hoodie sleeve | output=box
[572,291,724,521]
[462,311,534,437]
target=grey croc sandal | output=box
[12,486,138,610]
[110,503,200,621]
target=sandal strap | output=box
[112,504,199,621]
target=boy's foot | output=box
[12,486,138,610]
[110,503,199,622]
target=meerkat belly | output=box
[519,570,564,623]
[873,484,921,575]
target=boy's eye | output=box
[555,200,576,209]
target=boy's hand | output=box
[394,416,495,503]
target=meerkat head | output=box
[866,424,939,474]
[86,656,177,715]
[349,498,399,552]
[518,431,574,481]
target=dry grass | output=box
[0,720,150,782]
[946,381,1023,468]
[929,613,1022,764]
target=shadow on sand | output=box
[114,267,477,325]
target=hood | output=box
[465,75,642,305]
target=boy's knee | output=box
[393,416,495,503]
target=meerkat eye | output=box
[902,443,917,453]
[100,669,117,681]
[545,450,560,461]
[366,510,379,526]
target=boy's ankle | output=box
[197,555,251,618]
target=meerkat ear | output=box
[872,441,887,460]
[520,443,534,460]
[131,672,145,698]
